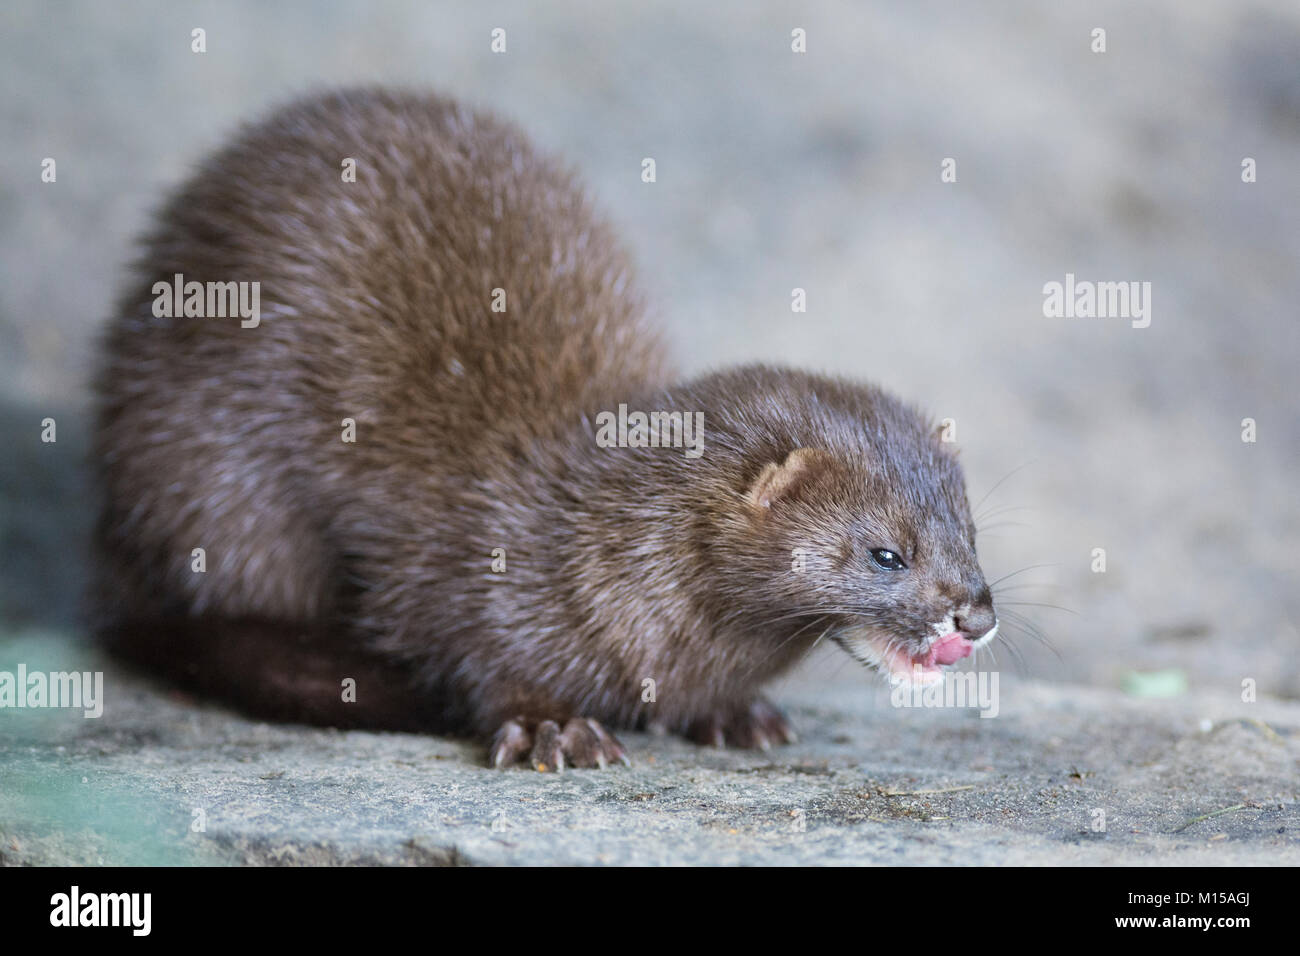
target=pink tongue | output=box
[931,632,972,666]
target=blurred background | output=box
[2,0,1297,702]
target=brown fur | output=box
[92,88,995,763]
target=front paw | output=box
[488,716,631,771]
[687,697,798,750]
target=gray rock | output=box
[2,634,1295,865]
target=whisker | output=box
[996,634,1028,673]
[978,640,998,669]
[975,521,1031,534]
[996,600,1077,615]
[970,459,1036,520]
[997,607,1049,637]
[975,504,1036,524]
[739,614,828,682]
[998,610,1064,664]
[989,583,1055,594]
[798,623,834,666]
[987,563,1058,589]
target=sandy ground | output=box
[1,1,1297,865]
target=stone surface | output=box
[2,634,1296,866]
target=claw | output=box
[687,698,797,750]
[530,719,564,772]
[487,715,630,770]
[489,717,532,769]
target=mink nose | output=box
[955,603,997,642]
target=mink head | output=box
[705,373,998,688]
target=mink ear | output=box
[746,448,835,511]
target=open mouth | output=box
[854,630,974,688]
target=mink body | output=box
[93,89,997,769]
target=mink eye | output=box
[869,548,907,571]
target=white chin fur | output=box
[840,628,942,688]
[971,619,999,648]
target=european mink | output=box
[92,88,998,770]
